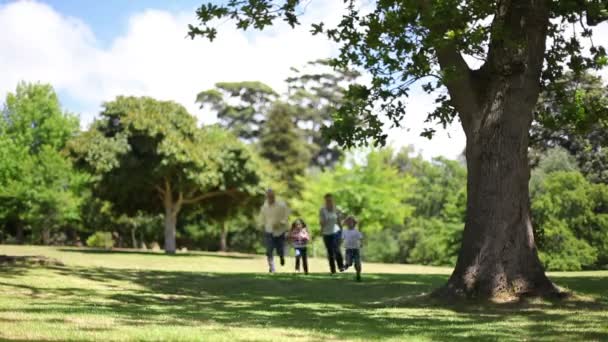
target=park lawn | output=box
[0,245,606,342]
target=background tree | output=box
[70,96,264,254]
[258,102,310,195]
[0,133,28,243]
[0,83,82,244]
[531,72,608,183]
[200,194,262,252]
[196,81,278,141]
[189,0,608,299]
[293,149,415,262]
[198,61,359,170]
[399,156,467,266]
[286,59,360,169]
[530,148,608,270]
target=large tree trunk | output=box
[431,0,560,300]
[438,89,558,299]
[219,221,228,252]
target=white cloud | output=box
[0,0,341,123]
[2,1,608,160]
[0,0,475,160]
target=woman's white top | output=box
[319,207,341,235]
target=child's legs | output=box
[345,249,353,266]
[295,254,301,270]
[353,249,362,273]
[300,248,308,273]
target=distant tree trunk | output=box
[15,223,24,244]
[219,221,228,252]
[158,179,229,254]
[139,230,145,249]
[164,206,178,254]
[160,179,183,255]
[41,228,50,245]
[131,227,138,249]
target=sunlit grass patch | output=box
[0,245,606,341]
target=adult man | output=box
[258,189,290,273]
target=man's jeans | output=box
[265,233,285,272]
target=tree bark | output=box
[432,0,562,300]
[159,178,184,254]
[41,227,50,245]
[437,87,558,299]
[15,223,24,244]
[219,221,228,252]
[139,230,145,249]
[131,227,138,249]
[164,205,178,254]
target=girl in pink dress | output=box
[289,218,310,274]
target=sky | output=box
[0,1,606,160]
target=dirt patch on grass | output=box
[0,255,64,266]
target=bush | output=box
[399,218,462,266]
[537,218,597,271]
[364,228,400,263]
[531,171,608,270]
[86,232,113,249]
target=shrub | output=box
[86,232,113,249]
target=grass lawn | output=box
[0,245,606,341]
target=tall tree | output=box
[201,194,262,252]
[196,81,278,141]
[286,59,360,168]
[258,102,310,195]
[0,83,81,244]
[70,96,263,254]
[189,1,608,298]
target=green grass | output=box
[0,245,606,341]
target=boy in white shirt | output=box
[342,216,363,282]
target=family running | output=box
[258,189,363,281]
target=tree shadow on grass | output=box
[1,265,607,341]
[56,248,256,259]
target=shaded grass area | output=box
[0,246,606,341]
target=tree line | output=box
[1,64,607,271]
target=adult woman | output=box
[319,193,344,273]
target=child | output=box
[342,216,363,282]
[289,218,310,274]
